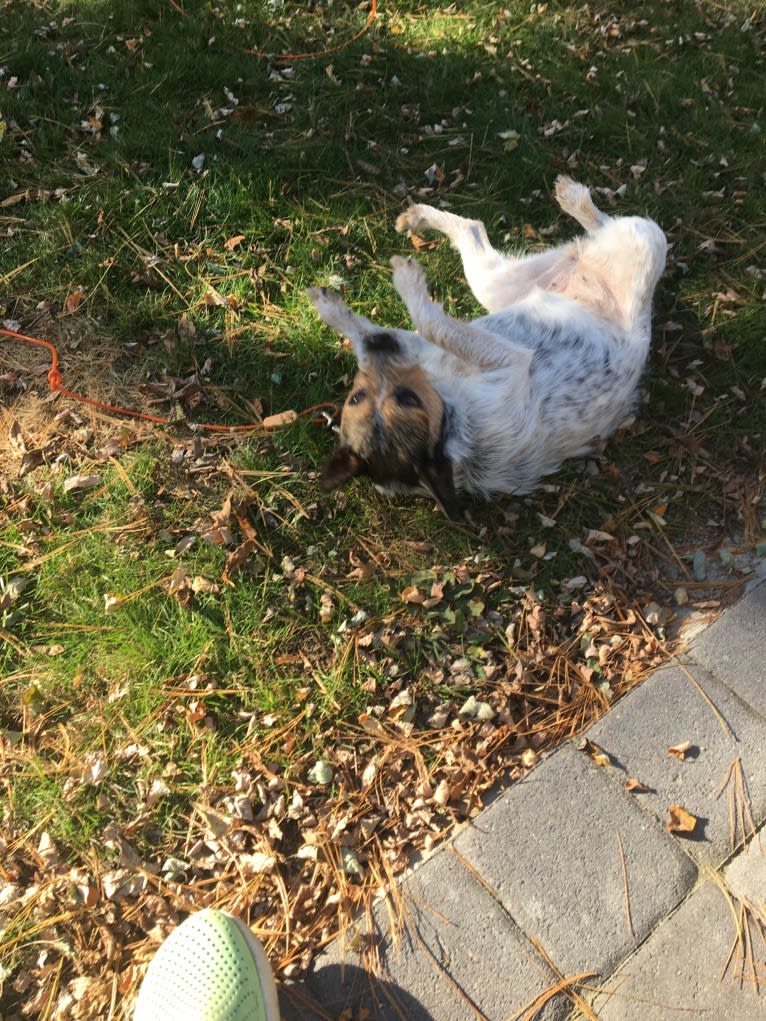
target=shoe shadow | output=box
[279,962,437,1021]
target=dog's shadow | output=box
[279,961,436,1021]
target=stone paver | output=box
[588,662,766,867]
[593,878,765,1020]
[281,848,569,1021]
[453,743,697,980]
[689,579,766,717]
[724,827,766,905]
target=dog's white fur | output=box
[308,177,667,514]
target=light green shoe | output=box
[133,909,280,1021]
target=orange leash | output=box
[3,5,379,429]
[0,326,337,433]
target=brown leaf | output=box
[409,233,439,252]
[224,234,246,250]
[520,748,538,769]
[202,285,227,307]
[222,539,256,584]
[667,741,693,761]
[63,473,102,493]
[667,804,698,834]
[64,288,85,312]
[400,585,424,605]
[580,738,611,768]
[624,777,651,794]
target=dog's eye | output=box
[394,386,423,409]
[348,389,367,406]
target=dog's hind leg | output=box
[396,203,527,313]
[397,202,582,314]
[391,256,532,373]
[554,176,612,235]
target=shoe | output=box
[133,908,280,1021]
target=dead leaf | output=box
[224,234,245,250]
[63,473,102,494]
[409,233,439,251]
[520,748,538,769]
[319,591,334,624]
[202,285,227,307]
[222,539,256,584]
[667,804,698,835]
[580,738,611,767]
[624,778,651,794]
[64,288,86,313]
[668,741,694,761]
[433,779,451,806]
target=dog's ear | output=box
[418,454,458,519]
[321,447,365,492]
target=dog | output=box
[307,177,667,517]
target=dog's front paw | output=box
[307,284,342,312]
[391,255,428,301]
[306,286,350,331]
[395,204,431,235]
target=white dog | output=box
[308,177,667,517]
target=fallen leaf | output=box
[433,778,451,806]
[222,539,256,584]
[667,803,698,835]
[319,591,334,624]
[202,285,227,306]
[341,847,364,877]
[580,738,611,767]
[624,778,651,794]
[409,233,439,251]
[457,695,495,721]
[520,748,538,769]
[63,473,102,493]
[64,288,85,313]
[224,234,245,250]
[668,741,694,761]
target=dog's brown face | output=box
[321,359,458,517]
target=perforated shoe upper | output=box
[133,909,280,1021]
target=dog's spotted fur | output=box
[308,177,667,517]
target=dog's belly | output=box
[443,313,649,498]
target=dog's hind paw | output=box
[395,204,431,234]
[554,175,589,210]
[554,176,609,233]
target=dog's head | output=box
[321,332,458,517]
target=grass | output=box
[1,0,764,1017]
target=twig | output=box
[616,830,635,939]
